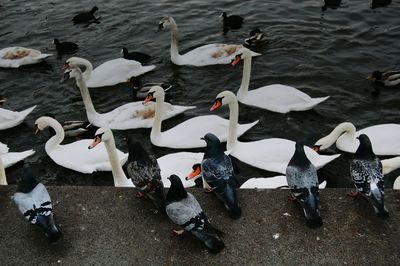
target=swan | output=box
[0,142,35,185]
[144,86,258,149]
[158,16,260,66]
[232,47,329,113]
[210,91,340,174]
[88,128,134,187]
[34,116,127,174]
[0,105,36,130]
[63,56,155,88]
[0,47,52,68]
[240,177,327,189]
[312,122,400,156]
[381,156,400,190]
[62,57,195,130]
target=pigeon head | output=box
[167,175,187,202]
[355,134,375,160]
[126,137,151,162]
[17,163,39,193]
[36,214,63,243]
[201,133,224,158]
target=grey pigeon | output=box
[13,164,62,242]
[286,141,323,228]
[350,134,388,217]
[201,133,241,219]
[166,175,225,254]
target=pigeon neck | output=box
[167,181,187,202]
[355,142,375,160]
[291,144,310,168]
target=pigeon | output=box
[121,47,151,64]
[350,134,389,217]
[201,133,241,219]
[286,141,323,228]
[13,164,62,242]
[166,174,225,254]
[72,6,99,24]
[126,137,166,212]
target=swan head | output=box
[61,57,90,83]
[158,16,174,31]
[210,90,236,111]
[312,136,333,152]
[34,116,59,135]
[231,47,252,66]
[143,86,164,105]
[89,128,113,149]
[185,163,201,181]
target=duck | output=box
[128,76,173,100]
[144,86,258,149]
[121,47,151,64]
[62,120,98,139]
[367,70,400,87]
[222,12,244,29]
[63,56,155,88]
[244,28,268,47]
[371,0,392,9]
[72,6,99,24]
[312,122,400,156]
[240,177,327,189]
[34,116,127,174]
[0,142,35,185]
[210,91,340,174]
[0,105,36,130]
[185,163,213,192]
[53,38,78,54]
[350,134,389,217]
[62,57,195,130]
[165,174,225,254]
[201,133,241,219]
[0,47,52,68]
[232,47,329,113]
[286,141,323,228]
[158,16,260,66]
[13,163,63,242]
[321,0,342,11]
[0,95,6,105]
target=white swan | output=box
[381,156,400,190]
[211,91,340,174]
[313,122,400,155]
[0,47,51,68]
[0,105,36,130]
[144,86,258,149]
[394,177,400,190]
[0,142,35,185]
[232,47,329,113]
[34,116,127,174]
[158,16,261,66]
[63,57,195,130]
[88,128,134,187]
[63,56,155,88]
[240,177,327,189]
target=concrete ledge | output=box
[1,187,399,265]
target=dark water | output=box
[1,0,400,187]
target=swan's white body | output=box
[0,142,35,185]
[381,156,400,190]
[157,152,204,187]
[64,57,195,130]
[394,177,400,190]
[235,48,329,113]
[159,17,260,66]
[314,122,400,155]
[0,105,36,130]
[89,128,134,187]
[147,86,258,149]
[240,177,327,189]
[0,47,51,68]
[35,117,127,174]
[85,58,155,88]
[212,91,340,174]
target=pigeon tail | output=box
[191,230,225,254]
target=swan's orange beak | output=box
[143,95,153,105]
[210,99,222,111]
[186,165,201,181]
[63,63,69,70]
[312,145,320,152]
[231,55,241,66]
[34,127,40,135]
[88,136,101,149]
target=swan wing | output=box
[2,150,35,168]
[0,105,36,130]
[0,47,51,68]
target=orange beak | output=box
[186,166,201,181]
[143,95,153,105]
[63,63,69,70]
[231,55,241,66]
[88,136,101,149]
[210,100,222,111]
[34,127,40,135]
[312,145,320,152]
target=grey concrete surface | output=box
[0,186,399,265]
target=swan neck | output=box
[151,95,165,140]
[78,58,93,81]
[75,70,97,118]
[238,55,252,96]
[169,20,181,63]
[46,120,65,150]
[332,122,356,141]
[0,156,6,185]
[227,99,239,150]
[104,137,127,186]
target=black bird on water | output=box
[72,6,99,24]
[53,38,78,55]
[165,174,225,254]
[121,47,151,64]
[222,12,244,34]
